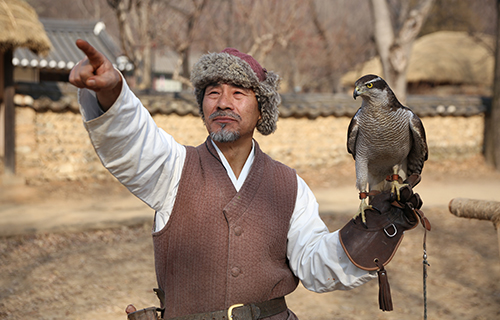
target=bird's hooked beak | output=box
[353,86,361,100]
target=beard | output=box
[208,110,242,143]
[210,124,241,142]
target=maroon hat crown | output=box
[221,48,267,82]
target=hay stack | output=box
[342,31,494,87]
[0,0,51,55]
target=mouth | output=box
[213,116,238,124]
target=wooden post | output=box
[484,0,500,169]
[0,52,4,159]
[3,49,15,175]
[449,198,500,257]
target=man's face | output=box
[202,83,261,143]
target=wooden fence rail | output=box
[449,198,500,257]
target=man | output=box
[70,40,377,320]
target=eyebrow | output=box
[230,84,249,90]
[205,82,220,89]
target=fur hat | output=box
[190,48,281,135]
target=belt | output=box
[165,297,287,320]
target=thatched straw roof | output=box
[0,0,51,55]
[342,31,495,87]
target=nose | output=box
[216,86,234,110]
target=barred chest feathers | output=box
[355,106,412,163]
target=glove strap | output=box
[386,174,401,182]
[359,190,380,199]
[375,259,393,312]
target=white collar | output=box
[211,139,255,192]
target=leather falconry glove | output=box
[339,174,431,312]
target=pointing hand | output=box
[69,39,123,110]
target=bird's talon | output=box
[390,180,408,201]
[353,198,372,226]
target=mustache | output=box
[208,110,241,121]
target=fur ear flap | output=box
[256,71,281,135]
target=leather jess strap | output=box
[165,297,287,320]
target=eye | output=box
[366,83,373,88]
[206,88,220,96]
[233,87,252,98]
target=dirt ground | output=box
[1,157,500,320]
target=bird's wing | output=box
[347,109,360,159]
[407,111,428,175]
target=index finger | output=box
[75,39,105,70]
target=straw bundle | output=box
[0,0,51,55]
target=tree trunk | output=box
[181,47,190,90]
[484,0,500,170]
[3,50,15,175]
[138,0,151,90]
[309,0,340,93]
[370,0,394,82]
[370,0,434,104]
[168,0,208,90]
[108,0,152,90]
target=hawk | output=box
[347,74,428,225]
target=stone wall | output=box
[7,106,484,185]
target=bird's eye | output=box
[366,83,373,88]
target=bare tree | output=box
[107,0,154,90]
[307,0,375,92]
[27,0,497,96]
[152,0,208,88]
[244,1,300,62]
[76,0,102,20]
[102,0,374,94]
[370,0,434,102]
[194,0,313,92]
[204,0,305,61]
[309,0,338,92]
[272,0,374,93]
[27,0,120,39]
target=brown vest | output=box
[153,138,299,319]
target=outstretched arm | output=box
[69,39,122,110]
[71,40,186,226]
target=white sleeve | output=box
[287,175,376,292]
[78,76,186,221]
